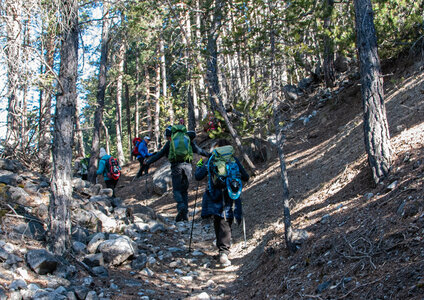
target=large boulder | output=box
[152,162,172,195]
[98,236,137,266]
[92,210,118,232]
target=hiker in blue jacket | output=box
[195,139,249,267]
[134,136,154,178]
[145,125,210,222]
[96,147,120,197]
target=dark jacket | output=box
[195,156,249,222]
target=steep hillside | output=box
[0,55,422,300]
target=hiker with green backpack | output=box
[145,124,210,222]
[194,139,249,267]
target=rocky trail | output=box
[0,56,423,300]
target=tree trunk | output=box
[88,4,110,183]
[354,0,392,184]
[125,81,132,158]
[74,99,85,158]
[134,55,141,139]
[323,0,335,88]
[160,36,174,123]
[145,66,152,137]
[269,5,296,253]
[101,120,110,154]
[49,0,78,255]
[38,17,55,173]
[115,40,126,166]
[195,0,207,119]
[154,64,161,151]
[205,0,256,172]
[5,0,22,153]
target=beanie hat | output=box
[144,136,151,141]
[99,148,107,158]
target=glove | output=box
[196,158,203,167]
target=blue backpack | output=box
[207,145,242,199]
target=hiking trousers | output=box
[171,162,192,214]
[105,179,118,197]
[214,215,233,255]
[137,157,149,177]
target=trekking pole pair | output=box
[188,181,200,252]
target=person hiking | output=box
[145,124,210,222]
[133,136,154,178]
[194,139,249,267]
[96,147,121,197]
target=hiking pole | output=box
[188,181,200,253]
[242,216,247,249]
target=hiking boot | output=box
[175,211,188,222]
[219,253,231,267]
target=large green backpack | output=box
[207,145,242,199]
[168,125,193,163]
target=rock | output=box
[83,253,104,267]
[92,210,117,232]
[66,291,78,300]
[364,192,374,200]
[148,221,165,233]
[14,221,46,241]
[131,253,148,270]
[99,188,113,197]
[72,241,86,254]
[196,292,211,300]
[72,178,87,191]
[152,162,172,195]
[387,181,398,191]
[283,84,303,101]
[73,286,89,299]
[316,281,331,293]
[110,197,123,207]
[9,279,27,290]
[8,290,22,300]
[141,267,154,277]
[71,226,89,244]
[114,206,127,219]
[90,184,103,195]
[98,236,136,266]
[85,290,98,300]
[92,266,108,277]
[72,209,97,228]
[0,158,25,173]
[7,186,30,205]
[26,249,58,275]
[320,214,330,224]
[87,233,106,254]
[0,171,23,186]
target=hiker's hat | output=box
[144,136,151,141]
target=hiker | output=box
[145,124,210,222]
[133,136,154,178]
[96,147,121,197]
[194,139,249,267]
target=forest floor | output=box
[108,55,423,299]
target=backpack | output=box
[207,145,243,199]
[168,125,193,163]
[105,157,121,180]
[132,137,142,156]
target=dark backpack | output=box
[207,145,242,199]
[132,137,142,156]
[105,157,121,180]
[168,125,193,163]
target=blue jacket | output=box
[136,140,153,160]
[195,156,249,222]
[97,155,121,181]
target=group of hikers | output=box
[81,120,249,268]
